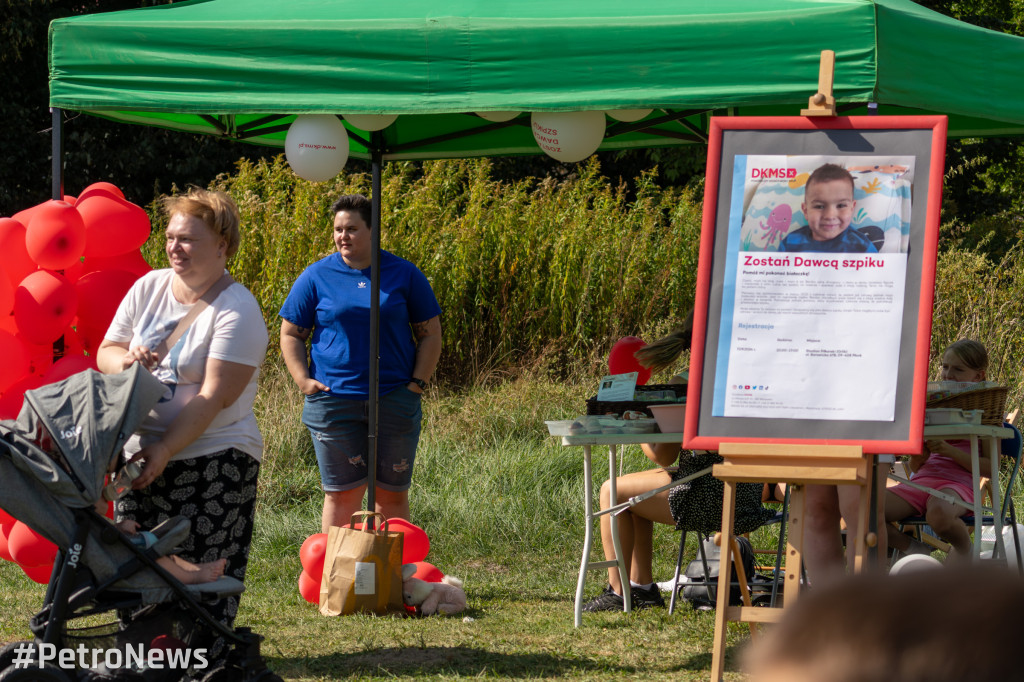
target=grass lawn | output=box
[4,364,1011,680]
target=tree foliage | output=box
[0,0,282,214]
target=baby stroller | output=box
[0,364,281,682]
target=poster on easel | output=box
[684,116,947,454]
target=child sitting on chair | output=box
[885,339,990,559]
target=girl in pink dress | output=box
[886,339,990,559]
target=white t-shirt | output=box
[105,269,269,462]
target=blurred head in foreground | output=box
[743,564,1024,682]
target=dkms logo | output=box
[750,167,798,180]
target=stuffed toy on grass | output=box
[401,564,467,616]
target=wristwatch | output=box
[409,377,427,390]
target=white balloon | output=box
[476,111,520,123]
[530,111,606,163]
[285,115,350,182]
[343,113,398,131]
[889,554,942,575]
[607,109,653,123]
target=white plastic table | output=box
[555,432,689,627]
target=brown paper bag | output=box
[319,511,405,616]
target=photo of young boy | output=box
[778,163,877,253]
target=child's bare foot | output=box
[190,558,227,584]
[168,556,227,584]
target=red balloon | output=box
[0,271,14,317]
[41,354,97,385]
[74,269,137,353]
[80,249,153,280]
[0,330,30,394]
[25,200,86,270]
[299,533,328,582]
[14,270,78,345]
[410,561,444,583]
[76,194,151,258]
[0,374,45,420]
[8,521,57,567]
[385,518,431,564]
[608,336,651,386]
[11,202,46,228]
[20,560,54,584]
[75,182,125,204]
[298,569,320,604]
[0,218,36,290]
[0,517,16,563]
[150,635,185,652]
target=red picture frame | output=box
[684,115,947,454]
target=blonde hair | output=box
[162,187,241,258]
[633,309,694,373]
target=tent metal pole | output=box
[51,108,64,201]
[51,108,66,362]
[367,132,383,517]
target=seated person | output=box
[582,319,776,611]
[108,510,227,585]
[778,163,877,253]
[31,422,226,586]
[885,339,991,560]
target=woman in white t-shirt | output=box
[97,187,268,628]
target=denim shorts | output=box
[302,387,422,492]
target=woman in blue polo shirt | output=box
[279,194,442,532]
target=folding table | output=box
[555,431,693,627]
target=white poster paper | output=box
[712,154,914,421]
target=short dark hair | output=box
[806,163,855,196]
[331,194,372,227]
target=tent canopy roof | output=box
[48,0,1024,160]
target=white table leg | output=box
[575,445,594,628]
[606,444,631,613]
[988,436,1006,561]
[971,435,982,561]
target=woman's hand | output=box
[298,377,330,395]
[406,381,424,395]
[97,339,159,375]
[122,345,160,372]
[131,442,173,489]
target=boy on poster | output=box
[712,155,913,421]
[778,164,877,253]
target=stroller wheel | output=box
[0,642,35,672]
[198,664,240,682]
[0,661,73,682]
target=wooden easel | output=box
[708,443,873,681]
[801,49,837,117]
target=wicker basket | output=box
[586,383,686,418]
[926,385,1008,426]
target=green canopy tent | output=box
[48,0,1024,509]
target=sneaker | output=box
[631,583,666,609]
[582,585,624,612]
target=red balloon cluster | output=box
[0,508,55,584]
[0,183,153,420]
[608,335,651,386]
[297,518,438,605]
